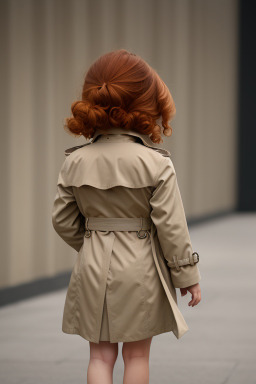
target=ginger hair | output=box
[64,49,176,144]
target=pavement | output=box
[0,212,256,384]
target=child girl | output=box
[52,49,201,384]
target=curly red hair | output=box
[64,49,176,144]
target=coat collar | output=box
[64,127,171,157]
[90,127,161,148]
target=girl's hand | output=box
[180,283,201,307]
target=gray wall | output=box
[0,0,238,289]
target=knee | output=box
[90,342,118,368]
[122,338,152,363]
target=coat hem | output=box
[62,325,178,344]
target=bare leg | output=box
[87,340,118,384]
[122,337,153,384]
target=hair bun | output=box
[109,106,136,129]
[65,100,109,137]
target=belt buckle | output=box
[137,218,148,239]
[137,229,147,239]
[85,229,91,238]
[192,252,199,263]
[85,217,91,238]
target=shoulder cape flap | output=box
[57,144,162,189]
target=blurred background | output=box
[0,0,255,383]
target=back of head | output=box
[65,49,176,144]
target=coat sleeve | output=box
[149,156,201,289]
[52,180,85,253]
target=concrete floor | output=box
[0,212,256,384]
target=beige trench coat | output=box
[51,126,201,343]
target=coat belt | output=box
[84,217,151,238]
[83,216,189,339]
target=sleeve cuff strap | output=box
[167,252,199,271]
